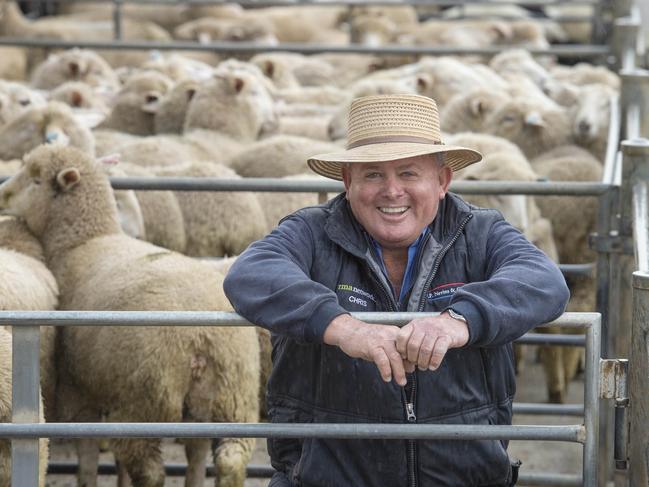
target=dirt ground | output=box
[45,347,586,487]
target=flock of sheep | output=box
[0,0,618,485]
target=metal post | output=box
[629,271,649,485]
[583,316,601,487]
[611,17,640,71]
[620,69,649,138]
[112,0,123,41]
[11,326,40,487]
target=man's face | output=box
[342,154,452,251]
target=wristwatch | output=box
[446,308,467,324]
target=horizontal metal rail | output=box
[46,0,604,7]
[0,37,610,58]
[45,461,584,485]
[558,263,595,278]
[633,181,649,272]
[518,333,586,346]
[0,176,605,196]
[513,403,584,416]
[0,422,585,442]
[0,310,601,328]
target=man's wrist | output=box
[323,313,355,347]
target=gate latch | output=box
[599,359,629,470]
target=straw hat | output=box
[307,94,482,181]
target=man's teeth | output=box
[379,206,408,214]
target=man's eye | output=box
[401,171,417,178]
[365,172,381,179]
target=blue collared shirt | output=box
[370,228,429,307]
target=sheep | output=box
[174,16,278,45]
[350,14,398,46]
[311,53,385,87]
[98,70,174,136]
[483,98,572,159]
[49,81,110,114]
[531,144,602,402]
[0,145,259,487]
[250,53,338,90]
[154,79,200,134]
[92,129,140,158]
[398,19,514,49]
[549,63,620,90]
[0,80,47,127]
[106,160,187,252]
[0,217,59,421]
[489,49,550,88]
[440,88,511,134]
[141,53,214,83]
[153,161,269,257]
[229,135,342,178]
[0,47,28,81]
[0,101,95,160]
[30,48,120,92]
[0,328,49,487]
[570,83,617,162]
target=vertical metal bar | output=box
[11,325,40,487]
[317,191,327,204]
[629,271,649,485]
[583,315,601,487]
[113,0,123,41]
[621,70,649,139]
[633,181,649,271]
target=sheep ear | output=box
[416,74,432,94]
[68,61,81,77]
[470,98,485,116]
[525,111,546,128]
[97,154,121,166]
[141,92,161,113]
[70,90,84,107]
[56,168,81,191]
[232,77,245,93]
[186,87,197,101]
[491,23,512,40]
[263,60,275,78]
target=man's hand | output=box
[396,312,470,372]
[324,314,408,386]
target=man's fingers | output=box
[406,330,425,364]
[395,324,413,357]
[404,360,416,374]
[417,334,436,371]
[386,347,407,386]
[371,348,393,383]
[429,335,451,371]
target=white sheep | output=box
[489,49,551,88]
[549,63,620,90]
[0,47,27,82]
[0,80,47,128]
[30,48,120,92]
[531,144,602,402]
[98,70,174,136]
[483,98,572,159]
[174,16,278,45]
[440,88,511,134]
[570,83,616,162]
[49,81,110,115]
[0,101,95,160]
[154,79,200,134]
[0,144,259,487]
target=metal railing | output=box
[0,311,601,487]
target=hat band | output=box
[347,135,441,150]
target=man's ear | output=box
[438,165,452,199]
[341,164,351,199]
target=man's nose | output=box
[382,175,404,198]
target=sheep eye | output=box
[33,178,41,185]
[501,115,516,123]
[19,99,31,106]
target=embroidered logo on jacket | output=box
[337,284,377,308]
[426,282,465,303]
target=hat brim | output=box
[307,142,482,181]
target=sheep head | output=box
[0,145,120,247]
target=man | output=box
[224,94,569,487]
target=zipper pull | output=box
[406,402,417,422]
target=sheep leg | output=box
[117,460,133,487]
[184,438,210,486]
[111,438,165,487]
[212,438,253,487]
[76,438,100,487]
[539,342,566,404]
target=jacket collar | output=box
[324,192,473,258]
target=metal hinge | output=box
[589,232,635,255]
[599,359,630,470]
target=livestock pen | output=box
[0,0,648,485]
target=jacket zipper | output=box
[364,215,471,487]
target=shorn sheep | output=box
[0,145,259,487]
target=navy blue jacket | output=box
[224,192,569,487]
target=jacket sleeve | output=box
[448,217,570,347]
[223,214,349,343]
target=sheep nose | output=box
[578,120,591,135]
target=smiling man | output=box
[224,94,569,487]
